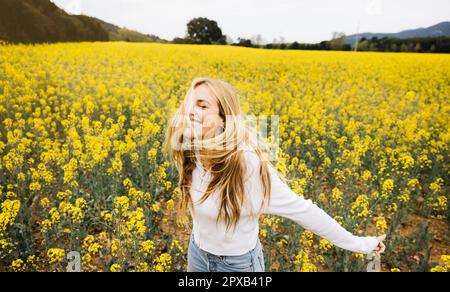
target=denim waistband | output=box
[189,233,261,259]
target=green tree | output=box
[414,42,422,52]
[330,32,346,50]
[400,43,409,52]
[186,17,225,44]
[288,41,301,50]
[357,39,370,51]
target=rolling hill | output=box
[346,21,450,44]
[0,0,167,44]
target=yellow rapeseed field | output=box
[0,42,449,272]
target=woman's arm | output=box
[245,150,381,255]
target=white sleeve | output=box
[245,150,379,255]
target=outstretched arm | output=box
[245,150,383,255]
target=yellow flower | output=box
[0,239,15,255]
[111,239,120,257]
[259,229,268,238]
[166,199,175,211]
[87,243,102,255]
[47,248,65,264]
[123,178,132,189]
[130,152,139,164]
[407,179,420,189]
[136,262,149,272]
[128,187,144,201]
[110,263,122,272]
[317,255,325,265]
[126,208,147,237]
[108,153,123,175]
[11,259,25,272]
[69,205,84,224]
[293,250,317,272]
[140,240,155,256]
[397,192,410,203]
[75,198,87,210]
[29,181,41,192]
[0,199,21,237]
[333,215,344,225]
[170,239,185,254]
[83,235,95,249]
[387,202,398,213]
[82,253,92,265]
[101,211,113,222]
[40,197,50,208]
[62,158,78,184]
[399,153,414,169]
[442,255,450,270]
[49,207,61,224]
[148,148,158,162]
[40,219,52,233]
[319,239,333,252]
[114,196,129,214]
[382,179,394,198]
[331,187,342,202]
[318,192,326,203]
[361,170,372,181]
[429,178,444,194]
[151,203,160,213]
[375,216,388,233]
[153,253,172,272]
[299,230,314,248]
[430,266,447,272]
[350,195,370,219]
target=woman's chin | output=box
[182,128,195,140]
[184,126,219,142]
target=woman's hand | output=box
[374,234,386,256]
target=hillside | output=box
[346,21,450,44]
[92,17,168,43]
[0,0,167,44]
[0,0,108,43]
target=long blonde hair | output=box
[164,77,273,233]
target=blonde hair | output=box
[164,77,273,233]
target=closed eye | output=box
[196,98,211,110]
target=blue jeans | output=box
[187,233,265,272]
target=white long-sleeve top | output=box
[188,146,379,256]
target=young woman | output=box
[164,77,386,272]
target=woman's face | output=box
[184,84,224,140]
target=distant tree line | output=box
[351,36,450,53]
[174,18,450,53]
[232,36,450,53]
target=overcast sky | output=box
[50,0,450,43]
